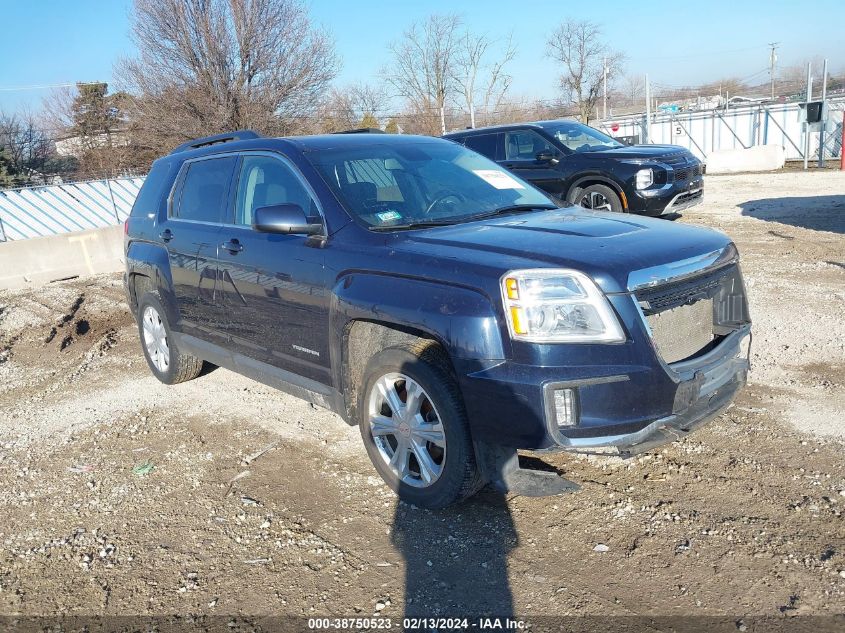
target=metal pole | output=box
[768,42,778,100]
[106,179,121,223]
[840,110,845,171]
[602,57,608,120]
[819,58,828,167]
[804,63,812,170]
[645,74,650,143]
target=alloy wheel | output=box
[142,306,170,373]
[367,373,446,488]
[580,190,613,211]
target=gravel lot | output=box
[0,170,844,626]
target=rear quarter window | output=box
[172,156,238,223]
[129,160,177,218]
[462,133,501,160]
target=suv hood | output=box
[577,144,690,161]
[394,208,730,294]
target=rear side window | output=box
[463,133,500,160]
[173,156,237,223]
[130,160,176,218]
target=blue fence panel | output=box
[0,176,146,242]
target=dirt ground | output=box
[1,170,844,628]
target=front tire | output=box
[136,292,203,385]
[572,184,624,212]
[358,344,483,509]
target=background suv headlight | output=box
[501,269,625,343]
[635,168,654,190]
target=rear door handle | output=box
[221,239,243,253]
[159,229,173,242]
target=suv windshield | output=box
[546,122,623,154]
[306,141,554,229]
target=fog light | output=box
[553,388,579,427]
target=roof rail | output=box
[170,130,261,154]
[332,127,384,134]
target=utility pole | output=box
[602,57,608,119]
[644,74,651,143]
[804,62,813,170]
[819,58,828,167]
[768,42,779,100]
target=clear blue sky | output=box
[1,0,843,112]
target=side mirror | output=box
[253,204,322,236]
[536,150,560,165]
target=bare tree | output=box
[117,0,339,153]
[385,14,462,135]
[621,73,645,106]
[0,109,72,186]
[453,32,516,128]
[316,83,388,132]
[546,20,623,123]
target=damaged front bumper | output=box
[560,326,751,455]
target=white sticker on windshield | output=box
[472,169,525,190]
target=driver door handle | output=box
[221,238,243,253]
[159,229,173,242]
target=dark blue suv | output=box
[124,130,751,508]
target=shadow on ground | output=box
[739,195,845,234]
[393,489,516,620]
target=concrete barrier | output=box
[706,145,786,174]
[0,225,124,291]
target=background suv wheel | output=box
[572,183,624,212]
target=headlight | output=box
[501,269,625,343]
[635,168,653,190]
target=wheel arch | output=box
[566,174,628,210]
[340,319,452,423]
[126,240,179,325]
[331,272,507,423]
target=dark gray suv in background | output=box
[445,120,704,216]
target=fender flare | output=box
[125,240,178,324]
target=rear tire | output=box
[136,291,204,385]
[358,343,483,509]
[571,184,624,213]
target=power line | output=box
[0,81,106,93]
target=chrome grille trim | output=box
[627,244,737,292]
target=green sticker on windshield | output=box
[376,210,402,222]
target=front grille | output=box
[674,163,702,182]
[645,299,714,363]
[636,264,738,364]
[637,264,730,314]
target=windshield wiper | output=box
[367,205,557,232]
[463,204,557,222]
[368,220,459,232]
